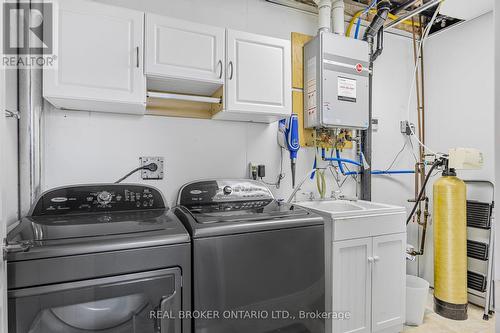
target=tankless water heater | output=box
[304,33,370,129]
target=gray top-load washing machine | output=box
[174,179,325,333]
[5,184,191,333]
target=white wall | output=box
[420,13,494,284]
[494,2,499,329]
[4,68,18,225]
[42,0,417,237]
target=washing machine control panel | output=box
[31,184,166,216]
[178,180,274,208]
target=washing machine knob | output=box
[223,186,233,195]
[97,191,112,204]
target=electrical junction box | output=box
[304,33,370,129]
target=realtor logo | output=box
[3,1,55,68]
[3,2,53,54]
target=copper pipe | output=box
[419,14,426,158]
[410,17,424,219]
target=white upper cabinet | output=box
[43,0,146,115]
[145,15,225,95]
[214,29,291,123]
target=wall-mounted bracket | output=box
[4,109,20,119]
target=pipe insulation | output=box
[331,0,345,35]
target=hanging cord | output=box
[115,163,158,184]
[260,148,286,188]
[407,136,419,163]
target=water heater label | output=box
[306,57,317,115]
[338,77,357,102]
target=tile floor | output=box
[403,290,495,333]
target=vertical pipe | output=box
[316,0,332,33]
[361,46,373,201]
[410,17,423,218]
[18,0,43,217]
[18,70,42,217]
[331,0,345,35]
[419,15,426,160]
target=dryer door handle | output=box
[160,291,181,333]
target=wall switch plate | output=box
[140,157,164,180]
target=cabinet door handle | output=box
[136,46,140,68]
[367,257,374,263]
[217,60,223,79]
[373,256,380,262]
[228,61,234,80]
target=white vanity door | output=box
[371,233,406,332]
[332,238,372,333]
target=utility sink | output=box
[297,199,404,218]
[295,199,406,241]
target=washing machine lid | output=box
[6,184,190,261]
[12,209,175,241]
[188,200,311,224]
[176,179,323,238]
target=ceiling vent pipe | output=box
[313,0,345,35]
[314,0,332,32]
[363,0,391,43]
[331,1,345,35]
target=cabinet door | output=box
[226,29,291,117]
[371,233,406,332]
[44,0,145,113]
[332,238,372,333]
[145,14,225,94]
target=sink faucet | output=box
[331,190,342,200]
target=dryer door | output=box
[8,268,181,333]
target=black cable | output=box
[115,163,158,184]
[406,159,442,225]
[260,148,286,188]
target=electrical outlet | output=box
[400,121,415,136]
[249,163,258,180]
[140,156,164,180]
[372,118,379,132]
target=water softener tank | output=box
[433,168,467,320]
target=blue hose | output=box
[334,149,415,176]
[354,18,362,39]
[354,0,378,39]
[324,157,363,167]
[371,170,415,175]
[321,148,363,167]
[333,149,360,175]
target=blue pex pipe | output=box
[324,157,363,167]
[334,149,415,176]
[371,170,415,175]
[322,149,363,167]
